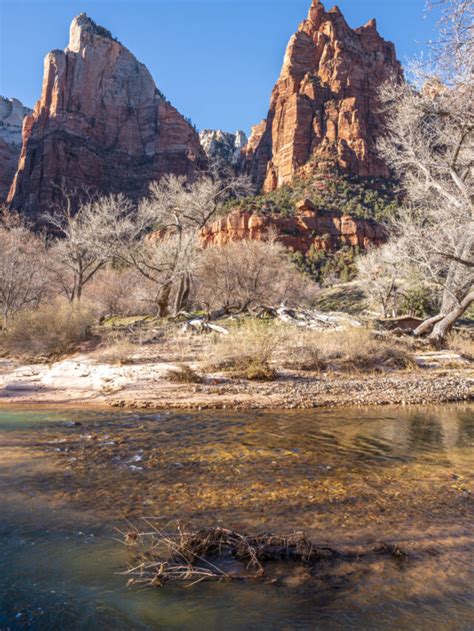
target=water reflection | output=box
[0,404,472,629]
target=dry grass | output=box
[205,319,414,378]
[448,330,474,360]
[207,319,281,380]
[0,299,94,359]
[95,335,138,365]
[166,363,204,384]
[279,326,414,372]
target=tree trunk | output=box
[173,273,191,316]
[156,282,172,317]
[427,290,474,348]
[413,313,444,337]
[414,289,474,347]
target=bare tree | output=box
[44,194,134,302]
[195,238,311,314]
[378,0,473,345]
[0,212,48,327]
[426,0,473,77]
[114,174,252,316]
[356,244,401,318]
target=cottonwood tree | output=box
[114,174,252,316]
[378,0,473,345]
[356,243,401,318]
[195,238,311,314]
[44,193,134,302]
[0,212,48,327]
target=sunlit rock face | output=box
[200,200,386,253]
[8,13,207,218]
[0,97,31,202]
[243,0,402,192]
[199,129,248,168]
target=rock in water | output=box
[7,13,207,219]
[243,0,402,191]
[0,97,31,202]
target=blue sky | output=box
[0,0,437,134]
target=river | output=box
[0,405,472,629]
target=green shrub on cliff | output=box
[224,170,399,223]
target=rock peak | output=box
[308,0,325,23]
[243,0,402,191]
[68,13,116,52]
[8,14,206,218]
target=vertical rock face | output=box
[244,0,402,192]
[200,200,386,253]
[0,97,31,202]
[199,129,248,167]
[8,14,207,218]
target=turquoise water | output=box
[0,405,473,630]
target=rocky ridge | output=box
[200,199,385,253]
[199,129,247,167]
[243,0,402,191]
[7,13,207,218]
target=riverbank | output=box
[0,349,472,410]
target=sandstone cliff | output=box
[0,97,31,202]
[199,129,247,167]
[200,200,385,254]
[8,14,207,218]
[244,0,402,191]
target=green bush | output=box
[400,287,438,318]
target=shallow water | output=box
[0,405,473,630]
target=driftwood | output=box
[179,305,362,336]
[181,319,229,335]
[257,305,362,330]
[121,524,407,588]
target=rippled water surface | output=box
[0,404,473,630]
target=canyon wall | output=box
[200,200,385,254]
[243,0,402,191]
[7,14,207,218]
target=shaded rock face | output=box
[0,138,20,203]
[200,200,386,253]
[199,129,247,167]
[8,13,207,218]
[244,0,402,192]
[0,97,31,146]
[0,97,32,202]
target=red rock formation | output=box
[200,200,386,253]
[244,0,402,191]
[8,14,206,218]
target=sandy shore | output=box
[0,350,472,410]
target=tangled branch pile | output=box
[122,524,407,588]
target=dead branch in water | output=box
[120,523,408,588]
